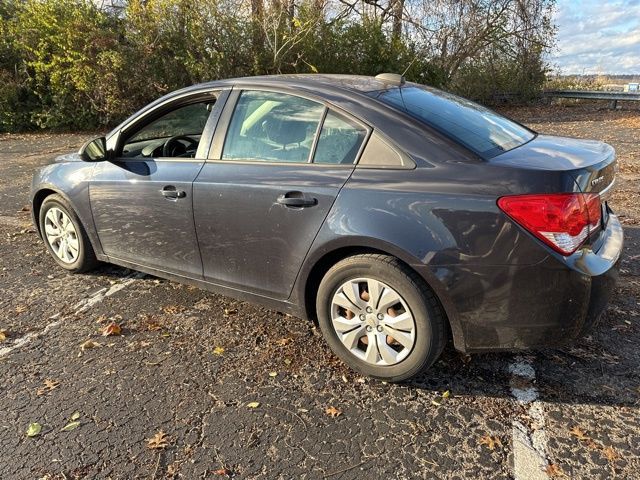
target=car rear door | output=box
[90,89,228,277]
[193,88,370,299]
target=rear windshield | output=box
[370,86,534,159]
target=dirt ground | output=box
[0,104,638,479]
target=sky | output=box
[551,0,640,74]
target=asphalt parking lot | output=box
[1,105,639,479]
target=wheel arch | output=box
[31,186,104,258]
[297,240,465,351]
[32,187,60,239]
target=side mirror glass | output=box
[79,136,108,162]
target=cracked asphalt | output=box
[1,105,639,479]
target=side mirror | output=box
[79,136,108,162]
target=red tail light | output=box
[497,193,601,255]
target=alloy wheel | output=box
[44,207,79,264]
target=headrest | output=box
[265,116,308,146]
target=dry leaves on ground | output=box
[15,305,28,314]
[162,305,184,314]
[26,422,42,437]
[569,426,590,441]
[61,421,80,432]
[602,446,619,462]
[325,406,342,418]
[36,379,60,395]
[146,430,170,449]
[246,402,260,409]
[545,463,566,477]
[213,467,233,476]
[213,346,225,356]
[101,323,121,336]
[479,435,503,451]
[79,339,102,355]
[0,329,7,342]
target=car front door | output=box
[90,90,227,277]
[193,89,370,299]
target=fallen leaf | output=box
[15,305,28,313]
[213,467,233,476]
[246,401,260,408]
[325,406,342,417]
[36,379,60,395]
[268,371,278,377]
[431,399,442,406]
[61,421,81,432]
[80,339,101,351]
[26,422,42,437]
[70,412,81,421]
[569,426,590,441]
[602,446,619,462]
[101,323,121,336]
[545,463,566,477]
[146,321,163,331]
[162,305,184,314]
[284,358,291,365]
[0,329,7,342]
[146,430,170,449]
[442,390,451,399]
[213,346,225,356]
[479,435,502,451]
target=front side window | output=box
[371,86,534,159]
[222,91,324,163]
[122,101,212,158]
[313,111,367,164]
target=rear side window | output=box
[358,132,412,168]
[372,86,534,159]
[222,91,324,163]
[313,111,367,164]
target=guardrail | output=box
[543,90,640,108]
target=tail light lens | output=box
[497,193,601,256]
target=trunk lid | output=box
[491,134,617,248]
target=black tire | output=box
[39,194,99,273]
[316,254,446,382]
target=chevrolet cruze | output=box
[31,74,623,381]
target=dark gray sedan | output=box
[31,74,623,381]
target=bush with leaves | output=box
[0,0,555,132]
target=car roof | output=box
[191,74,399,96]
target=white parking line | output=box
[73,272,145,313]
[0,272,145,358]
[510,356,549,480]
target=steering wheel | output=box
[162,135,199,157]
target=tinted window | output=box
[313,111,367,164]
[358,132,411,168]
[222,91,324,163]
[372,86,534,159]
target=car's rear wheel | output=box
[39,194,98,273]
[316,254,446,382]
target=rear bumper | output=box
[427,214,623,352]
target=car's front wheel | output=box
[316,254,447,382]
[39,194,98,273]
